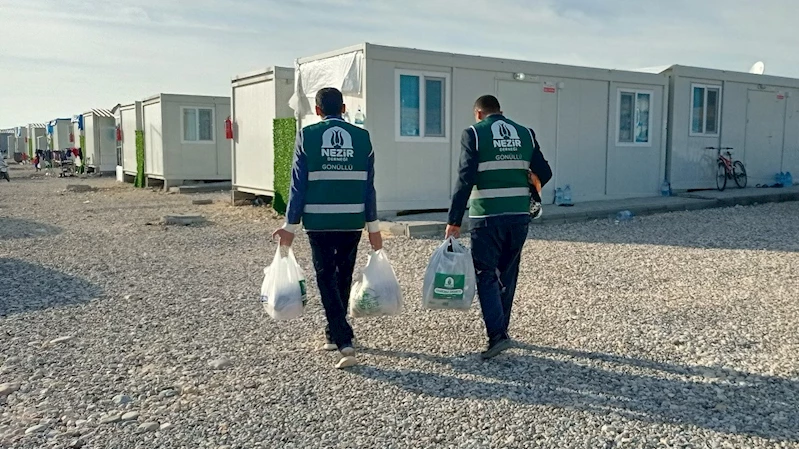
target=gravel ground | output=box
[1,164,798,449]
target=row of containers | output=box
[3,43,798,211]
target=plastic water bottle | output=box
[661,179,671,196]
[563,185,573,205]
[554,187,564,206]
[614,210,634,224]
[354,107,365,126]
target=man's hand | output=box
[368,231,383,251]
[272,228,295,247]
[528,170,542,193]
[445,225,460,239]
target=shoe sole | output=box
[335,356,358,369]
[481,339,513,359]
[321,343,338,351]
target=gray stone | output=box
[48,336,74,345]
[192,199,213,205]
[120,411,139,421]
[0,383,20,397]
[99,413,122,424]
[25,424,47,434]
[162,215,206,226]
[136,422,159,433]
[208,358,231,370]
[112,394,132,405]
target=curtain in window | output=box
[425,78,444,137]
[705,89,719,134]
[635,93,650,143]
[692,87,705,133]
[619,93,634,142]
[399,75,420,136]
[198,109,213,141]
[183,108,198,141]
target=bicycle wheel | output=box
[716,162,727,191]
[733,161,747,188]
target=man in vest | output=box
[445,95,552,359]
[273,87,382,369]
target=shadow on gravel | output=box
[0,218,62,240]
[0,258,101,316]
[356,344,799,442]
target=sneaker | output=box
[335,346,357,369]
[480,338,512,360]
[321,342,338,351]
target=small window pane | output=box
[635,93,650,143]
[618,92,634,143]
[691,87,705,134]
[198,109,213,141]
[399,75,420,137]
[183,108,198,141]
[424,78,444,137]
[706,89,719,134]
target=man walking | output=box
[273,87,382,369]
[445,95,552,359]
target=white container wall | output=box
[82,109,117,173]
[117,102,143,177]
[141,93,231,188]
[13,127,26,155]
[664,65,799,189]
[291,43,669,211]
[0,131,10,155]
[27,124,46,152]
[50,119,72,151]
[231,66,295,199]
[72,116,82,148]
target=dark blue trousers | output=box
[308,231,361,348]
[470,223,528,343]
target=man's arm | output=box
[529,128,553,188]
[364,137,382,250]
[447,127,479,226]
[283,129,308,232]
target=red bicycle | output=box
[706,146,747,191]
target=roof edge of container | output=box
[232,66,294,83]
[667,64,799,88]
[297,43,367,64]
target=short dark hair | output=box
[316,87,344,116]
[474,95,501,113]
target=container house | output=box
[82,108,116,173]
[663,65,799,189]
[290,43,669,211]
[230,66,295,201]
[141,93,231,188]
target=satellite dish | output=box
[749,61,765,75]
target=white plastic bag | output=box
[422,237,476,310]
[348,249,403,317]
[260,246,306,320]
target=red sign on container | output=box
[543,85,556,93]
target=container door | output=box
[744,90,786,186]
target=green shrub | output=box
[28,138,33,157]
[272,118,297,215]
[134,130,145,188]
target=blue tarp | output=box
[72,115,84,131]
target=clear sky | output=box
[1,0,797,126]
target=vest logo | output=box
[444,277,455,288]
[321,127,354,161]
[491,120,522,150]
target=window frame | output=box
[394,69,451,143]
[615,88,654,147]
[180,106,216,144]
[689,83,722,137]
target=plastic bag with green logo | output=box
[348,249,403,318]
[422,237,476,310]
[260,245,306,320]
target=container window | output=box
[617,89,653,146]
[690,84,721,135]
[396,70,450,141]
[182,107,215,143]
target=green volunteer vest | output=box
[302,118,371,231]
[469,115,534,219]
